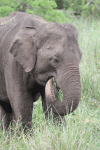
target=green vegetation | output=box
[56,0,100,19]
[0,0,100,149]
[0,0,66,23]
[0,0,100,20]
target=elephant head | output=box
[34,22,82,117]
[9,19,82,118]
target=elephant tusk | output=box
[45,78,63,102]
[45,78,55,102]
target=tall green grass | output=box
[0,18,100,150]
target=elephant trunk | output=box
[45,67,81,116]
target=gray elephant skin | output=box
[0,12,82,131]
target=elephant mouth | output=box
[45,77,63,102]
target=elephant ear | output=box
[62,23,82,61]
[9,28,37,72]
[61,23,78,41]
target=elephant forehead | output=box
[45,36,65,46]
[45,24,78,44]
[40,22,66,37]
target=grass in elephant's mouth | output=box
[53,78,63,102]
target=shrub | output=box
[0,0,16,17]
[0,0,66,23]
[64,0,100,18]
[55,0,100,19]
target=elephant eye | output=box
[49,56,59,67]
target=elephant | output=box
[0,12,82,131]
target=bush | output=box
[55,0,69,9]
[82,0,100,18]
[0,0,100,20]
[55,0,100,19]
[25,0,66,23]
[0,0,16,17]
[0,0,66,23]
[63,0,100,18]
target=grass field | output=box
[0,17,100,150]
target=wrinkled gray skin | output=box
[0,12,82,131]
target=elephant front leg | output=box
[11,98,33,132]
[4,60,33,132]
[0,105,11,130]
